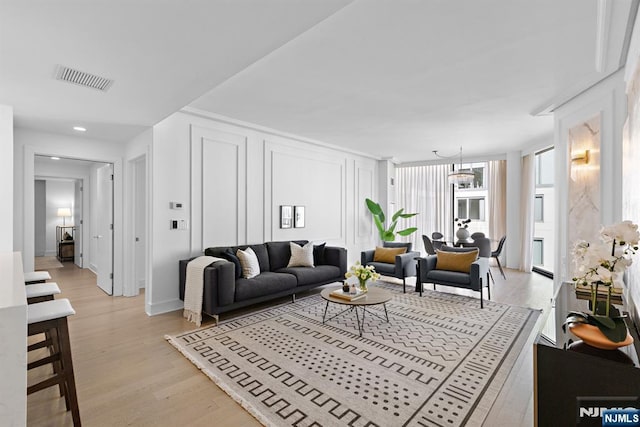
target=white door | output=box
[73,180,83,267]
[134,157,146,290]
[96,164,113,295]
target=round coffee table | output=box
[320,286,392,336]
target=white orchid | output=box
[600,220,640,246]
[572,221,638,288]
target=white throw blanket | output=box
[184,256,225,327]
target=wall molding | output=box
[190,125,247,253]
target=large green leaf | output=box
[373,216,385,234]
[398,213,418,219]
[382,231,395,241]
[365,199,384,222]
[388,220,398,234]
[391,208,405,222]
[397,227,418,236]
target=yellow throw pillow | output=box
[435,249,479,273]
[373,246,407,263]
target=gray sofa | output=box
[179,240,347,323]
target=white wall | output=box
[148,110,379,315]
[1,105,13,252]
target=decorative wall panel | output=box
[567,115,601,278]
[191,126,247,252]
[264,140,345,243]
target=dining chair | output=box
[492,236,507,279]
[422,235,437,255]
[431,231,445,250]
[470,232,485,240]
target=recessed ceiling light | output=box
[51,157,60,160]
[73,126,86,132]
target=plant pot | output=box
[568,323,634,350]
[456,228,470,241]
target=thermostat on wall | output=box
[170,202,183,210]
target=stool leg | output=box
[47,328,67,400]
[57,318,81,426]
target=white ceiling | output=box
[1,0,636,162]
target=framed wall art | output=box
[280,205,293,228]
[294,206,305,228]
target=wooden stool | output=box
[24,271,51,284]
[26,282,61,304]
[28,299,81,426]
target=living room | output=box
[3,1,640,426]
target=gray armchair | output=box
[416,237,491,307]
[361,242,419,293]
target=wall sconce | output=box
[571,149,590,164]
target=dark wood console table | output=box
[534,282,640,426]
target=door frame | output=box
[23,146,124,296]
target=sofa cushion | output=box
[426,269,472,285]
[276,265,341,286]
[436,249,478,273]
[266,240,308,271]
[288,242,314,267]
[383,241,412,252]
[221,248,242,279]
[237,247,260,279]
[249,244,271,272]
[235,272,297,301]
[367,261,397,275]
[373,246,407,263]
[313,242,326,265]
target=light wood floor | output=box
[27,263,552,426]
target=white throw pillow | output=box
[236,247,260,279]
[287,242,315,268]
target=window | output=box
[457,166,485,189]
[533,238,544,266]
[457,197,485,221]
[535,195,544,222]
[535,149,554,187]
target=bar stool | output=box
[25,271,51,284]
[28,298,81,426]
[26,282,61,304]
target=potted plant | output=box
[564,220,639,346]
[365,199,418,242]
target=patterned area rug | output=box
[166,282,539,427]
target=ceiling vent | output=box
[54,65,113,92]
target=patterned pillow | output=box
[287,242,315,268]
[236,247,261,279]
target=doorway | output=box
[33,155,114,295]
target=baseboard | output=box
[138,279,145,289]
[146,298,183,316]
[89,263,98,275]
[44,250,56,257]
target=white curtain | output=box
[488,159,507,251]
[520,154,535,272]
[396,164,452,255]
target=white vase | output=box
[456,228,470,241]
